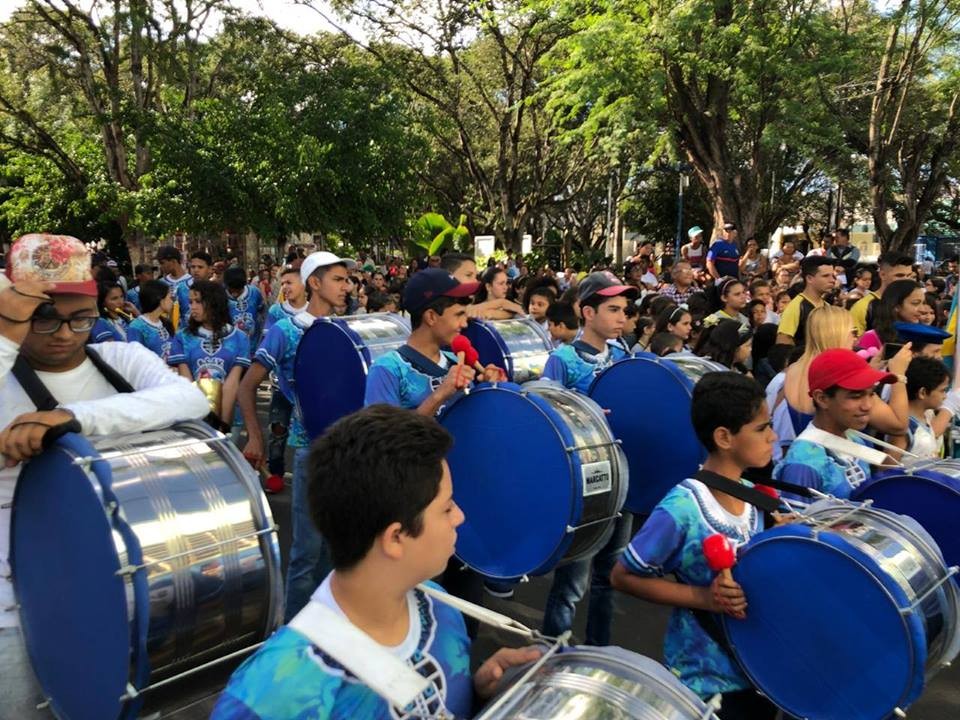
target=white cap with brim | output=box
[300,251,357,285]
[688,226,703,238]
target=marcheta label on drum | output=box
[582,461,613,496]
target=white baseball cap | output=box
[300,251,357,284]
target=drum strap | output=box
[396,344,448,378]
[12,347,135,413]
[693,469,781,513]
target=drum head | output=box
[295,319,368,439]
[723,525,926,719]
[853,470,960,575]
[12,434,133,720]
[440,386,578,579]
[588,356,705,513]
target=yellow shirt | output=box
[778,292,824,341]
[850,291,879,334]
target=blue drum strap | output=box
[396,345,448,378]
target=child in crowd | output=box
[524,285,554,331]
[546,301,578,346]
[650,331,684,357]
[611,372,778,719]
[367,291,398,314]
[890,356,960,459]
[125,279,175,362]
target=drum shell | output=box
[464,318,553,383]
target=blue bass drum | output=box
[588,353,726,513]
[464,317,553,383]
[439,381,628,580]
[723,501,960,720]
[852,458,960,576]
[11,423,282,720]
[295,313,410,438]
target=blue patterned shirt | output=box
[210,578,472,720]
[229,285,265,343]
[161,273,192,329]
[126,316,173,363]
[542,339,630,394]
[264,301,307,334]
[126,286,142,312]
[621,478,762,697]
[90,316,128,343]
[773,426,871,501]
[169,325,251,381]
[364,348,458,410]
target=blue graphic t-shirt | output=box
[254,312,318,448]
[229,285,265,343]
[91,316,128,343]
[210,577,472,720]
[621,478,762,697]
[542,339,629,394]
[706,240,740,278]
[264,301,307,334]
[126,315,173,363]
[364,348,458,410]
[773,427,872,501]
[126,286,142,312]
[169,325,251,381]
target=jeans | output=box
[267,389,292,476]
[542,512,634,646]
[283,446,332,621]
[0,627,49,719]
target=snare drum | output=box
[11,422,283,720]
[723,500,960,720]
[589,353,727,513]
[464,318,553,383]
[439,381,628,579]
[477,645,718,719]
[853,459,960,574]
[295,313,410,438]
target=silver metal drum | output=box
[11,422,282,720]
[666,353,728,383]
[464,317,553,383]
[342,312,412,361]
[476,646,719,719]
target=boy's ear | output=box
[713,426,734,451]
[917,387,928,400]
[810,388,828,411]
[379,521,406,561]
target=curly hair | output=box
[187,280,231,342]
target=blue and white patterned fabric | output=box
[542,339,630,394]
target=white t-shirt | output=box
[0,337,210,628]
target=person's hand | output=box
[473,646,542,699]
[437,362,477,400]
[0,280,56,346]
[480,363,505,383]
[708,572,747,619]
[771,511,798,526]
[123,301,140,317]
[242,436,265,470]
[886,341,914,376]
[0,409,75,467]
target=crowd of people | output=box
[2,227,960,720]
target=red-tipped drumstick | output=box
[754,484,779,500]
[451,334,506,381]
[702,533,736,582]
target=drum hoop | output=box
[470,319,516,379]
[590,355,695,397]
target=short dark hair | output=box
[906,356,950,401]
[190,250,213,266]
[134,263,155,276]
[139,279,170,314]
[581,291,627,317]
[280,263,300,277]
[836,228,850,239]
[222,266,247,290]
[410,295,468,330]
[367,291,394,313]
[523,285,555,313]
[650,332,683,356]
[878,251,915,269]
[440,253,474,274]
[749,278,770,293]
[546,301,578,330]
[308,405,453,570]
[800,255,835,280]
[691,372,766,451]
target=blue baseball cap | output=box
[403,268,480,313]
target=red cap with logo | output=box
[808,348,896,394]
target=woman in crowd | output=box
[473,266,524,319]
[860,279,925,348]
[693,318,752,372]
[704,276,750,332]
[738,238,768,279]
[126,279,175,362]
[91,280,134,342]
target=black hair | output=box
[927,276,946,294]
[749,278,770,293]
[655,304,690,334]
[222,266,247,291]
[751,322,779,366]
[877,251,915,269]
[440,253,474,274]
[137,279,175,334]
[523,285,556,313]
[134,263,155,276]
[693,318,750,368]
[190,250,213,266]
[546,301,578,330]
[800,255,835,282]
[475,266,507,303]
[691,372,766,451]
[410,295,468,330]
[650,332,683,356]
[906,356,950,401]
[871,279,922,343]
[280,263,300,277]
[708,276,744,313]
[97,280,124,317]
[836,228,850,239]
[308,405,453,571]
[187,279,231,341]
[581,289,631,319]
[367,291,395,313]
[746,299,767,326]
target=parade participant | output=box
[889,356,960,459]
[91,280,133,342]
[472,266,525,320]
[0,234,208,718]
[661,260,699,305]
[169,250,216,329]
[706,222,740,280]
[125,279,175,362]
[125,262,156,311]
[655,305,693,344]
[238,251,354,620]
[169,280,250,427]
[849,251,915,334]
[541,272,637,647]
[773,348,900,499]
[546,301,578,346]
[157,245,191,329]
[704,276,750,334]
[681,226,706,270]
[776,256,837,346]
[211,405,539,720]
[612,372,777,719]
[263,263,307,333]
[223,266,265,344]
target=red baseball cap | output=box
[808,348,896,394]
[5,234,97,296]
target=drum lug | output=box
[893,708,907,718]
[119,682,140,702]
[566,512,622,534]
[701,694,722,720]
[900,566,960,614]
[809,501,870,540]
[36,699,50,711]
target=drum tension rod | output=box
[900,566,960,616]
[567,513,622,534]
[701,694,722,720]
[809,500,872,540]
[115,527,277,576]
[563,441,619,453]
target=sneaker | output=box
[264,474,285,494]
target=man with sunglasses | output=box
[0,234,209,718]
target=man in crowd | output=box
[776,256,837,346]
[125,263,156,311]
[827,228,861,275]
[681,226,706,270]
[661,260,699,305]
[706,222,740,279]
[849,251,916,334]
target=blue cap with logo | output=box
[403,268,481,313]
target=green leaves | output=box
[411,212,470,255]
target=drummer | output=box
[237,251,355,621]
[0,234,209,718]
[540,271,637,647]
[442,252,525,320]
[211,405,539,720]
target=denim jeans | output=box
[542,512,634,646]
[283,446,332,622]
[0,627,49,719]
[267,389,293,476]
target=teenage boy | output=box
[125,263,156,311]
[890,356,960,459]
[238,251,355,620]
[611,372,778,719]
[211,405,540,720]
[157,245,191,328]
[850,251,915,334]
[224,266,265,344]
[546,301,578,346]
[168,250,216,330]
[776,256,837,346]
[540,272,637,646]
[263,263,307,334]
[773,348,899,499]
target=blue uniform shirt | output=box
[229,285,265,343]
[621,478,762,697]
[364,348,458,410]
[210,578,472,720]
[126,315,173,363]
[91,316,128,343]
[126,286,142,312]
[264,300,306,334]
[162,273,192,328]
[773,428,871,501]
[706,240,740,278]
[542,339,629,394]
[169,325,251,381]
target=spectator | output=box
[706,222,740,279]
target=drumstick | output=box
[455,350,466,389]
[702,533,736,583]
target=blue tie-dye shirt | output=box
[541,339,630,394]
[210,577,473,720]
[229,285,265,343]
[773,424,872,501]
[364,348,458,410]
[168,325,251,381]
[621,478,762,698]
[126,315,173,363]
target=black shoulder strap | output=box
[85,346,135,393]
[692,469,781,513]
[11,347,134,413]
[396,345,449,378]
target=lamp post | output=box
[674,162,693,261]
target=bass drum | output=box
[852,458,960,575]
[295,313,410,438]
[464,318,553,383]
[476,646,718,719]
[439,381,628,579]
[723,500,960,720]
[11,422,282,720]
[589,353,727,513]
